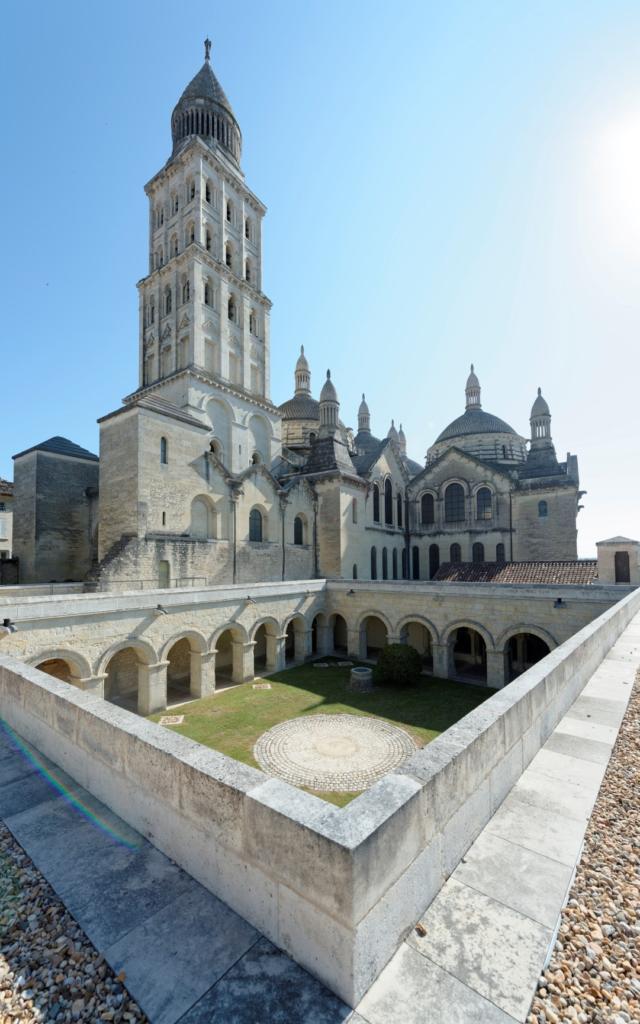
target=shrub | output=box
[373,643,422,687]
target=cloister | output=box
[0,577,628,716]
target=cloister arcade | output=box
[27,607,556,716]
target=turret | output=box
[388,420,399,444]
[294,346,311,395]
[530,387,552,446]
[465,364,481,410]
[398,423,407,456]
[358,394,371,434]
[319,371,339,437]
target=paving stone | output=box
[566,694,628,728]
[0,761,85,818]
[543,730,612,765]
[509,766,598,821]
[407,877,552,1021]
[452,830,573,930]
[104,885,258,1024]
[253,713,416,792]
[554,715,617,745]
[357,943,514,1024]
[486,792,587,866]
[526,747,606,790]
[180,936,356,1023]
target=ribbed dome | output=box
[171,42,242,164]
[435,408,519,443]
[296,346,309,372]
[466,365,480,389]
[358,394,370,417]
[531,387,550,417]
[278,395,320,420]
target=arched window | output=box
[189,180,195,200]
[371,546,378,580]
[245,259,251,283]
[429,543,440,578]
[188,222,195,244]
[160,437,168,464]
[353,564,358,580]
[228,295,236,321]
[352,497,358,524]
[372,483,380,523]
[249,310,256,334]
[293,516,304,545]
[402,548,408,579]
[172,194,179,214]
[149,297,155,324]
[249,508,263,542]
[204,282,211,306]
[397,492,403,527]
[445,483,465,522]
[171,234,178,257]
[245,218,251,240]
[450,543,461,563]
[225,243,232,268]
[421,493,435,525]
[496,543,506,563]
[476,487,492,520]
[538,500,548,518]
[412,546,420,580]
[392,549,398,579]
[164,288,172,315]
[382,548,389,580]
[226,200,232,222]
[384,479,393,525]
[206,230,212,252]
[182,279,190,303]
[472,542,485,563]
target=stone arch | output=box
[497,625,556,683]
[495,623,557,653]
[355,608,394,636]
[190,495,217,540]
[211,623,248,687]
[360,614,389,660]
[207,396,234,462]
[396,614,440,645]
[310,611,327,655]
[159,629,208,663]
[283,613,308,664]
[328,612,348,655]
[100,639,159,714]
[251,616,281,674]
[443,621,492,684]
[96,637,157,679]
[248,414,271,466]
[397,619,435,671]
[30,648,92,687]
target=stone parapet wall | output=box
[1,584,638,1005]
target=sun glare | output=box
[594,111,640,250]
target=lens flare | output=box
[0,721,142,851]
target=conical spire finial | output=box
[357,393,371,434]
[465,363,481,410]
[204,38,212,62]
[294,345,310,395]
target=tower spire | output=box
[319,370,339,437]
[204,37,212,62]
[465,363,481,410]
[294,346,311,395]
[358,393,371,434]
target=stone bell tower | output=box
[129,40,279,471]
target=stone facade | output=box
[7,46,584,589]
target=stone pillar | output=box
[486,649,507,690]
[79,674,106,698]
[268,634,287,672]
[232,640,254,683]
[387,633,403,646]
[432,642,451,680]
[316,624,332,656]
[348,628,365,660]
[190,650,216,698]
[138,660,169,715]
[294,628,312,663]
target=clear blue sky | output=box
[2,1,639,556]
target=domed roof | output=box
[531,387,550,417]
[177,60,235,118]
[435,408,519,443]
[320,370,338,403]
[278,394,320,421]
[466,364,480,389]
[358,393,370,417]
[296,345,309,372]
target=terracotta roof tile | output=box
[433,560,598,585]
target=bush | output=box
[373,643,422,687]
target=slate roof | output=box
[98,395,208,430]
[0,478,13,495]
[433,560,599,585]
[597,536,639,545]
[13,436,99,462]
[176,61,235,120]
[278,394,320,420]
[435,408,520,443]
[404,456,423,476]
[301,436,357,477]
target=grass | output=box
[149,659,496,806]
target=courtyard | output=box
[149,658,495,806]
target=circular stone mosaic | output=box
[253,714,417,792]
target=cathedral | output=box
[11,44,583,587]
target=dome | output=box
[435,408,519,443]
[296,346,309,373]
[358,393,370,417]
[320,370,338,403]
[278,395,320,421]
[171,41,242,164]
[466,364,480,389]
[531,387,550,418]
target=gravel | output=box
[529,671,640,1024]
[0,823,147,1022]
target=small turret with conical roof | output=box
[294,346,311,396]
[465,364,481,410]
[319,370,339,437]
[358,394,371,434]
[388,420,399,444]
[398,423,407,456]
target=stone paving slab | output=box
[485,792,588,866]
[543,730,612,765]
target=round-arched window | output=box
[444,483,465,522]
[249,508,263,542]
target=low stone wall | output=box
[1,585,639,1006]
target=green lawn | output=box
[149,660,495,806]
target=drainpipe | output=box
[280,497,287,581]
[231,493,238,584]
[312,495,319,578]
[509,492,513,563]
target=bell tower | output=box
[130,41,278,471]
